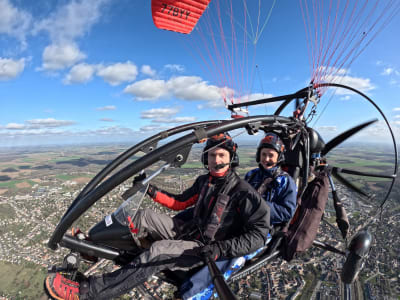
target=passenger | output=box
[245,132,297,225]
[45,132,271,300]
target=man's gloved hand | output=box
[146,184,158,198]
[198,243,222,261]
[132,172,146,185]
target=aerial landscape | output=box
[1,0,400,299]
[0,142,398,299]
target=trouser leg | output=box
[85,239,203,300]
[133,208,179,241]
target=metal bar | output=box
[60,235,120,260]
[313,240,346,256]
[227,90,308,110]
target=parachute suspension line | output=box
[181,4,227,94]
[240,2,248,102]
[299,0,314,82]
[315,0,326,84]
[301,0,400,97]
[241,0,255,43]
[197,1,231,101]
[256,64,264,97]
[315,0,336,86]
[255,64,268,115]
[254,0,276,45]
[317,0,360,86]
[310,88,338,129]
[255,0,262,44]
[315,0,342,88]
[229,0,239,103]
[323,0,372,84]
[180,0,276,109]
[324,0,388,86]
[344,1,400,74]
[214,0,231,101]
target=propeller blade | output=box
[332,167,395,179]
[332,189,350,239]
[322,119,378,156]
[331,170,371,198]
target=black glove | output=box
[132,172,146,185]
[198,243,222,261]
[146,184,158,198]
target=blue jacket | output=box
[245,166,297,225]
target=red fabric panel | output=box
[151,0,211,34]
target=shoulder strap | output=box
[193,175,211,220]
[203,173,240,242]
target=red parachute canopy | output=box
[151,0,211,34]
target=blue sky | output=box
[1,0,400,147]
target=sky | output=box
[1,0,400,148]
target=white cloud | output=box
[124,79,168,100]
[64,63,96,84]
[324,74,375,95]
[141,65,156,77]
[0,125,149,147]
[393,108,400,111]
[0,0,32,49]
[340,95,351,101]
[41,43,86,71]
[167,76,221,101]
[140,125,173,132]
[6,123,26,130]
[318,66,348,76]
[317,126,337,133]
[0,57,25,80]
[96,105,116,111]
[152,117,196,123]
[99,118,114,122]
[97,61,138,86]
[124,76,223,105]
[4,118,75,131]
[33,0,110,71]
[141,108,179,119]
[394,121,400,125]
[140,107,196,124]
[240,93,275,102]
[26,118,75,128]
[164,64,185,73]
[381,67,394,76]
[33,0,110,43]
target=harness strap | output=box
[192,173,239,243]
[203,174,239,242]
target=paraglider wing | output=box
[151,0,211,34]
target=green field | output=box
[0,261,47,299]
[181,162,203,169]
[0,180,27,188]
[50,155,86,162]
[0,203,15,219]
[55,174,93,181]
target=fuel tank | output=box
[88,214,137,251]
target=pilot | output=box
[179,132,297,299]
[45,132,271,300]
[245,132,297,225]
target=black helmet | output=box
[201,132,239,168]
[256,132,285,163]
